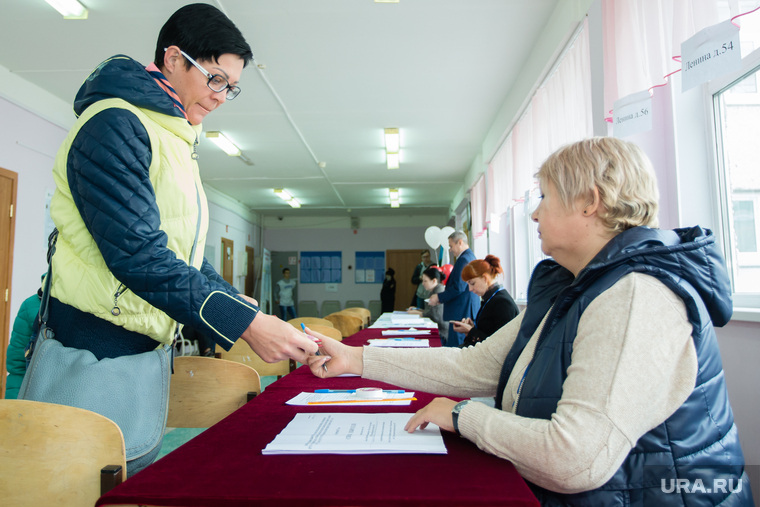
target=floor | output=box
[156,374,279,460]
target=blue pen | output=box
[302,323,328,372]
[314,389,405,394]
[393,338,416,341]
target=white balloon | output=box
[424,226,441,249]
[439,226,455,247]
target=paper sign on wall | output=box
[613,90,652,138]
[681,19,741,92]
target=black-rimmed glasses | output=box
[179,49,241,100]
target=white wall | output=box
[0,96,66,325]
[264,224,433,309]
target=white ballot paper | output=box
[381,328,431,336]
[286,391,416,406]
[391,315,425,325]
[262,413,447,455]
[367,339,429,348]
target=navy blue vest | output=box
[495,227,752,506]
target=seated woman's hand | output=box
[451,319,473,333]
[404,397,458,433]
[304,328,364,378]
[406,308,422,314]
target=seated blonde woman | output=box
[306,137,752,506]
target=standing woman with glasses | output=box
[452,255,518,347]
[23,3,317,476]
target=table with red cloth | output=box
[96,326,539,507]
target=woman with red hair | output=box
[453,255,518,347]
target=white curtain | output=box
[602,0,741,118]
[469,174,487,238]
[487,19,592,221]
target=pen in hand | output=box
[302,322,328,372]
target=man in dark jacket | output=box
[429,231,479,346]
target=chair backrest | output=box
[288,317,335,329]
[368,300,383,322]
[324,312,363,338]
[217,339,290,378]
[339,307,371,327]
[344,299,365,309]
[320,300,341,317]
[0,399,127,506]
[168,356,261,428]
[308,324,343,342]
[298,300,319,317]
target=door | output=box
[245,246,255,298]
[221,237,234,286]
[0,167,18,399]
[385,249,422,312]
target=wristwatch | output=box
[451,400,472,435]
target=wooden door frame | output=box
[385,249,423,312]
[0,167,18,399]
[221,237,234,286]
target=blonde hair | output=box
[536,137,659,233]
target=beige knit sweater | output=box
[362,273,697,494]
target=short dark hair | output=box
[154,3,254,70]
[282,268,290,274]
[422,266,442,282]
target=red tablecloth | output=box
[97,326,539,507]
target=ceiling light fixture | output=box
[384,128,400,170]
[205,131,241,157]
[274,188,301,208]
[386,152,400,170]
[389,188,400,208]
[45,0,88,19]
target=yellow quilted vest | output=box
[49,98,208,344]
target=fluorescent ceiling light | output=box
[386,152,400,170]
[375,0,400,3]
[274,188,293,201]
[288,198,301,209]
[45,0,88,19]
[389,188,400,208]
[205,131,241,157]
[384,128,400,153]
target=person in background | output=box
[428,231,479,346]
[32,3,317,474]
[380,268,396,313]
[5,287,42,399]
[276,267,297,320]
[406,266,448,345]
[307,137,752,505]
[410,249,433,308]
[453,255,518,347]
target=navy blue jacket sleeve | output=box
[66,108,256,349]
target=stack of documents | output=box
[262,413,447,455]
[367,338,429,348]
[381,328,431,336]
[286,391,416,406]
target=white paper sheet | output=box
[262,413,447,455]
[286,391,416,406]
[381,328,431,336]
[367,339,429,348]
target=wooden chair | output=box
[368,299,383,322]
[0,399,127,506]
[320,300,341,317]
[168,356,261,428]
[324,312,363,338]
[308,324,343,342]
[288,317,335,329]
[216,339,290,378]
[298,300,319,317]
[339,307,371,327]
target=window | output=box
[712,57,760,300]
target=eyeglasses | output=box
[178,49,241,100]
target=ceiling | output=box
[0,0,559,218]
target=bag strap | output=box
[37,228,58,327]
